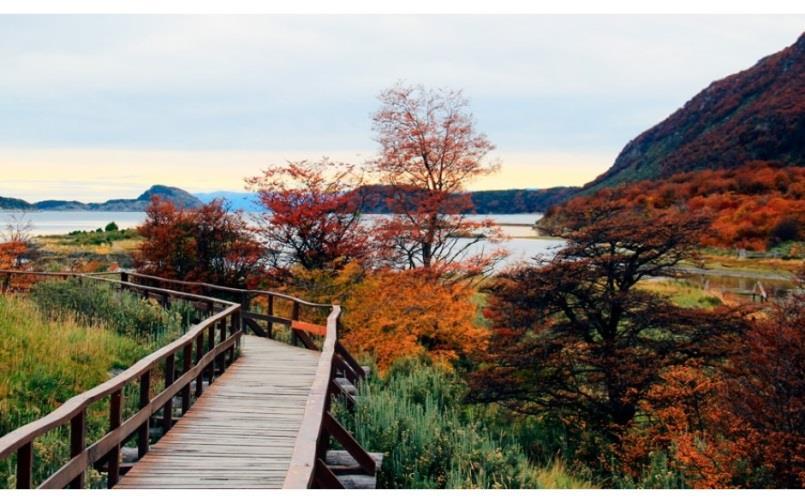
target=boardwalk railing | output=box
[0,270,245,489]
[0,269,371,489]
[117,271,337,349]
[107,272,374,488]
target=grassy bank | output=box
[0,280,196,487]
[335,359,594,489]
[0,295,150,487]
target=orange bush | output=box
[548,164,805,251]
[342,270,488,372]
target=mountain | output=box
[194,191,262,211]
[355,185,577,214]
[585,32,805,192]
[0,196,32,210]
[0,185,203,211]
[195,187,574,214]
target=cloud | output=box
[0,15,803,198]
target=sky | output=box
[0,15,804,202]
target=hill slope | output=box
[586,32,805,191]
[0,185,203,211]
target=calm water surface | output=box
[2,210,557,269]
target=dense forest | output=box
[543,164,805,251]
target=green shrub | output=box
[30,278,194,345]
[0,295,149,487]
[335,359,593,488]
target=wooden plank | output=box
[116,335,319,489]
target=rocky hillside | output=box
[0,185,203,211]
[585,32,805,191]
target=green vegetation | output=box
[30,278,195,344]
[61,224,139,247]
[0,279,199,488]
[335,359,594,488]
[638,279,723,309]
[0,295,151,487]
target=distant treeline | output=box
[355,185,579,214]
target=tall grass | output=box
[30,278,195,345]
[0,295,150,487]
[335,359,594,488]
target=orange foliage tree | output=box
[546,164,805,251]
[341,270,488,372]
[135,197,263,288]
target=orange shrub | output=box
[342,270,488,372]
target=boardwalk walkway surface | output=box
[116,335,320,489]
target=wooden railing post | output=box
[239,292,249,333]
[16,442,33,489]
[162,354,175,433]
[291,301,301,347]
[181,343,193,414]
[267,294,274,339]
[138,371,151,458]
[207,325,216,382]
[69,410,86,488]
[216,319,226,370]
[229,310,239,363]
[107,390,123,488]
[195,333,205,398]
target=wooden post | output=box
[69,410,86,488]
[228,311,238,364]
[195,333,205,398]
[291,301,301,347]
[120,271,129,293]
[207,325,216,382]
[181,343,193,414]
[138,371,151,458]
[239,292,249,333]
[216,319,226,371]
[16,442,33,489]
[162,354,175,433]
[267,294,274,339]
[107,390,123,488]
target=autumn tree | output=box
[0,212,37,273]
[246,158,370,276]
[135,197,263,288]
[624,277,805,488]
[471,198,747,449]
[342,269,488,372]
[720,273,805,487]
[371,83,504,274]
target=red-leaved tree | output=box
[371,83,504,276]
[135,197,263,287]
[245,158,370,274]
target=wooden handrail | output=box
[283,305,341,488]
[283,303,372,489]
[123,271,333,309]
[0,269,369,489]
[0,270,243,489]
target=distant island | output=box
[0,185,203,211]
[3,184,578,214]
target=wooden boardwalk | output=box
[116,335,320,489]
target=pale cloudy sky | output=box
[0,15,804,201]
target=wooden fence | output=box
[0,269,371,489]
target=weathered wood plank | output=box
[116,335,319,489]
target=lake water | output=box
[0,211,559,269]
